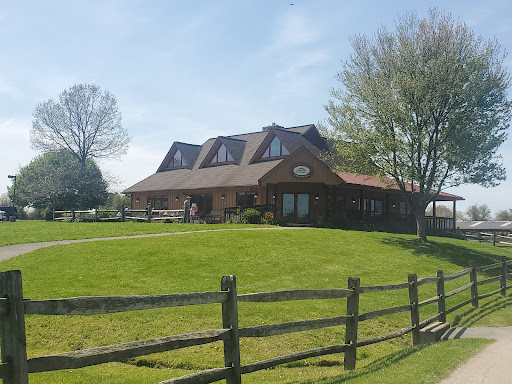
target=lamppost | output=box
[7,174,16,208]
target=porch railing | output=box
[224,205,274,223]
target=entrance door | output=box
[282,193,309,221]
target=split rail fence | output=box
[1,257,511,384]
[460,231,512,246]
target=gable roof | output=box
[157,142,202,172]
[124,124,328,193]
[199,136,246,167]
[259,146,344,186]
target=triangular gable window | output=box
[167,149,187,168]
[210,144,234,164]
[261,136,289,159]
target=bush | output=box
[241,208,261,224]
[262,211,276,225]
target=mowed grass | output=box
[0,220,266,246]
[0,228,510,383]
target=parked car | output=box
[0,210,7,221]
[0,206,17,219]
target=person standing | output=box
[183,196,191,223]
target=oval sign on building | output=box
[292,165,311,178]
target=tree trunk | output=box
[413,207,428,242]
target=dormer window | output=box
[168,149,187,168]
[261,136,290,158]
[210,144,234,164]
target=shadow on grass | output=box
[451,295,512,327]
[379,236,508,270]
[287,344,430,384]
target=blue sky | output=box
[1,0,511,215]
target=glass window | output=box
[168,150,186,168]
[261,136,289,159]
[283,194,295,216]
[236,192,255,207]
[148,196,168,209]
[297,194,309,218]
[191,194,213,215]
[400,201,407,215]
[218,144,226,162]
[270,137,281,157]
[210,144,234,164]
[375,200,383,214]
[364,199,383,216]
[173,150,182,167]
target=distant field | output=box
[0,220,267,246]
[0,227,510,383]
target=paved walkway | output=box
[0,226,305,262]
[438,326,512,384]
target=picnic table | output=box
[151,209,184,222]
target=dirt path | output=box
[438,327,512,384]
[0,226,305,262]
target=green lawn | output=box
[0,227,510,383]
[0,220,267,246]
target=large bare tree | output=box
[31,83,130,167]
[323,9,511,241]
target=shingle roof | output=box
[124,124,325,193]
[337,172,464,201]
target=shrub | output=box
[262,211,276,225]
[241,208,261,224]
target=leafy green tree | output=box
[494,209,512,221]
[323,9,511,241]
[425,204,453,218]
[14,150,108,211]
[460,204,492,221]
[103,193,131,211]
[0,193,10,206]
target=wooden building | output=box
[123,123,463,227]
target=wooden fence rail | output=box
[0,256,510,384]
[53,209,185,223]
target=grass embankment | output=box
[0,228,510,383]
[0,220,267,246]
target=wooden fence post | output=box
[500,256,508,297]
[436,270,446,323]
[344,277,360,371]
[408,274,420,346]
[121,208,126,222]
[221,275,241,384]
[72,210,76,222]
[0,270,29,384]
[469,260,479,308]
